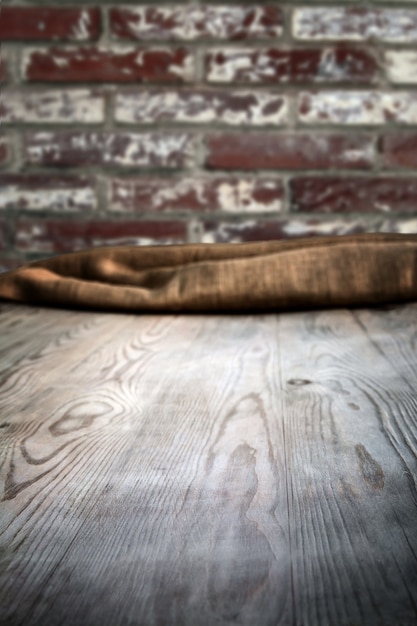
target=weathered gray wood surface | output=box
[0,302,417,626]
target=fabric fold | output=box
[0,233,416,312]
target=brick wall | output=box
[1,1,417,269]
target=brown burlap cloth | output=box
[0,233,416,312]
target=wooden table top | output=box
[1,302,417,626]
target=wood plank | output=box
[278,304,417,626]
[0,303,417,625]
[0,311,292,625]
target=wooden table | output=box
[1,302,417,626]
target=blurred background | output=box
[0,0,417,270]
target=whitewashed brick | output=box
[200,216,417,244]
[382,219,417,234]
[0,89,105,123]
[0,175,97,212]
[293,8,417,43]
[385,51,417,84]
[205,47,377,84]
[200,218,377,244]
[299,91,417,125]
[111,6,283,41]
[24,131,196,168]
[110,176,284,213]
[115,90,289,126]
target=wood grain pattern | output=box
[0,302,417,625]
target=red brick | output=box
[115,89,288,126]
[23,46,194,83]
[0,89,104,124]
[24,132,195,169]
[381,134,417,169]
[0,58,6,82]
[110,177,284,213]
[0,221,7,251]
[0,138,10,166]
[205,47,377,84]
[293,8,417,43]
[0,175,97,212]
[205,134,374,170]
[15,220,187,253]
[0,8,100,42]
[290,177,417,213]
[110,6,283,41]
[199,218,376,243]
